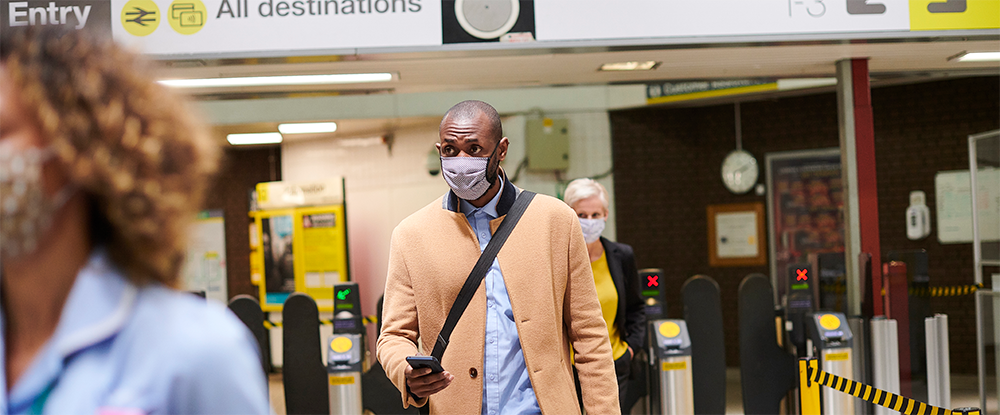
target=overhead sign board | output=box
[4,1,996,58]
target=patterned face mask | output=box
[0,145,73,258]
[441,145,499,201]
[579,218,606,244]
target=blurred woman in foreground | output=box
[0,27,269,414]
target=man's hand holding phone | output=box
[405,356,454,399]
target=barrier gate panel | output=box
[681,275,726,415]
[652,319,695,415]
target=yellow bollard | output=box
[800,358,821,415]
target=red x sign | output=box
[796,269,808,281]
[647,275,659,287]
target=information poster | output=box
[934,169,1000,244]
[716,211,760,258]
[182,210,228,303]
[766,149,844,295]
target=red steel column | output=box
[853,59,883,316]
[837,58,882,317]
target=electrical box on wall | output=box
[526,118,569,171]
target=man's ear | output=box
[496,137,509,162]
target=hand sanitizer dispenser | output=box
[906,191,931,240]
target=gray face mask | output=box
[0,145,74,258]
[441,145,499,201]
[579,218,606,244]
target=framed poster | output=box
[708,203,767,267]
[766,148,845,296]
[182,210,228,303]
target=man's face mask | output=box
[0,145,73,258]
[441,143,500,201]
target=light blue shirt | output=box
[0,249,270,414]
[459,178,541,415]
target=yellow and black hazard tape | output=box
[805,361,979,415]
[263,315,378,329]
[909,283,984,298]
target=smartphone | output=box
[406,356,444,374]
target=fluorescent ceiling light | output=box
[159,73,394,88]
[598,61,660,71]
[279,122,338,134]
[949,51,1000,62]
[227,132,282,146]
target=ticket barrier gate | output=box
[650,319,695,415]
[327,334,364,415]
[807,312,856,415]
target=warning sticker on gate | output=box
[662,361,687,371]
[825,352,850,361]
[329,375,355,385]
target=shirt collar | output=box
[459,175,504,219]
[3,248,138,407]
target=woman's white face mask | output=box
[579,218,606,244]
[0,145,73,258]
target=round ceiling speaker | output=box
[454,0,520,40]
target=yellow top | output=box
[592,252,629,359]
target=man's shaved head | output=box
[440,100,503,143]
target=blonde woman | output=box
[564,178,645,414]
[0,28,268,413]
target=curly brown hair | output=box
[1,27,219,287]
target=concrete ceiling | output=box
[158,37,1000,98]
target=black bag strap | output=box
[430,190,535,361]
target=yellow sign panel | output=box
[826,352,850,361]
[252,204,349,312]
[331,337,353,354]
[819,314,841,330]
[658,322,681,338]
[169,0,208,35]
[328,375,355,385]
[121,0,160,36]
[910,0,1000,30]
[662,361,687,371]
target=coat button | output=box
[469,368,478,378]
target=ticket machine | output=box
[650,320,695,415]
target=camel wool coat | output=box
[377,181,620,415]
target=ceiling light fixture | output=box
[159,73,394,88]
[227,132,283,146]
[949,51,1000,62]
[598,61,660,71]
[278,122,338,134]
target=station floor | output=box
[266,370,993,414]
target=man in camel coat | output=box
[377,100,620,414]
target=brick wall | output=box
[610,76,999,372]
[203,146,281,301]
